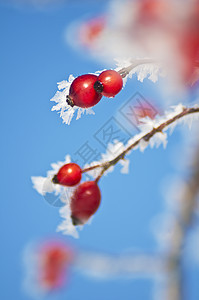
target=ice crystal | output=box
[51,75,95,125]
[115,58,163,86]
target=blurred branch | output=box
[74,252,164,278]
[164,131,199,300]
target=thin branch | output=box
[82,106,199,182]
[118,59,158,78]
[118,59,199,78]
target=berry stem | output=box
[81,164,103,173]
[82,106,199,182]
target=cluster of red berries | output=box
[66,69,123,108]
[52,163,101,226]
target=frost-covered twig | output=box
[32,104,199,237]
[118,58,158,78]
[82,105,199,182]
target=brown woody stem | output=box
[81,106,199,182]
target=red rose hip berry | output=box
[40,243,72,289]
[52,163,82,187]
[67,74,102,108]
[70,181,101,225]
[94,70,123,97]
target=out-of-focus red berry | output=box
[79,16,106,47]
[53,163,82,187]
[70,181,101,225]
[67,74,102,108]
[134,100,160,124]
[137,0,169,24]
[179,5,199,83]
[94,70,123,98]
[40,242,73,290]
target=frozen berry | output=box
[70,181,101,225]
[52,163,82,187]
[94,70,123,97]
[67,74,102,108]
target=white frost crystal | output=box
[31,155,79,238]
[51,74,95,125]
[57,196,79,238]
[115,58,163,86]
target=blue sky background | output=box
[0,1,198,299]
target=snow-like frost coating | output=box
[51,75,95,125]
[115,58,163,86]
[57,198,79,238]
[31,155,79,238]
